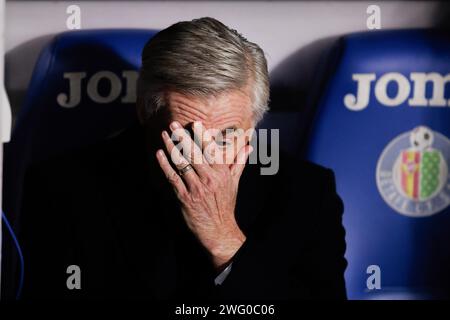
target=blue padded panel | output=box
[305,29,450,299]
[2,30,159,298]
[2,29,159,239]
[14,29,159,162]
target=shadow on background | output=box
[5,34,56,129]
[263,36,340,158]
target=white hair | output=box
[137,17,270,125]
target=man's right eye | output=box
[214,138,233,147]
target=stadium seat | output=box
[2,29,159,298]
[6,27,449,300]
[303,29,450,299]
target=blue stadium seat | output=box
[304,29,450,299]
[4,27,160,213]
[5,27,449,300]
[2,29,159,297]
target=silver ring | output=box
[179,164,194,176]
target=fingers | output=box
[155,149,188,198]
[192,121,212,150]
[230,144,253,180]
[161,129,199,186]
[161,130,189,168]
[169,121,211,177]
[192,121,216,164]
[192,121,235,168]
[230,128,250,167]
[161,121,251,185]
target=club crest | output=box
[376,126,450,217]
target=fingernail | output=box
[162,130,169,139]
[170,121,180,130]
[156,149,164,157]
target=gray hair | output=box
[137,17,270,125]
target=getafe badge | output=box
[376,126,450,217]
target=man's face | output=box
[164,87,254,165]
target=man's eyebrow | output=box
[220,126,237,134]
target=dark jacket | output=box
[19,123,347,300]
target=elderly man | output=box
[19,17,347,300]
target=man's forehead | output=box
[166,90,253,128]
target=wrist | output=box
[209,227,246,270]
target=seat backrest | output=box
[14,29,159,161]
[304,29,450,299]
[2,29,160,298]
[2,28,159,238]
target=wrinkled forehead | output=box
[165,89,254,130]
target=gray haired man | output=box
[20,17,347,300]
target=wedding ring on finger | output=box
[178,164,194,176]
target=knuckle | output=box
[175,161,188,171]
[201,175,218,191]
[167,171,181,185]
[178,190,190,202]
[190,184,205,203]
[216,169,228,181]
[208,177,220,191]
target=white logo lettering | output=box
[57,70,138,108]
[344,72,450,110]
